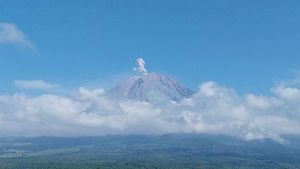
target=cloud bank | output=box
[15,80,60,90]
[0,23,34,49]
[1,80,300,143]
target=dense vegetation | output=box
[0,134,299,169]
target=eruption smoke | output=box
[133,57,148,75]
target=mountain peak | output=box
[110,72,194,102]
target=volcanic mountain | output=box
[110,72,194,102]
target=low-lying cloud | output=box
[15,80,60,90]
[1,81,300,143]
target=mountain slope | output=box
[110,72,193,101]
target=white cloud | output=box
[0,23,34,49]
[15,80,60,90]
[272,84,300,101]
[245,94,282,110]
[1,81,300,143]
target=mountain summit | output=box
[110,58,193,101]
[110,72,194,102]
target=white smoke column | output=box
[134,57,148,75]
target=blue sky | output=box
[1,0,300,94]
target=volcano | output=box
[110,72,194,102]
